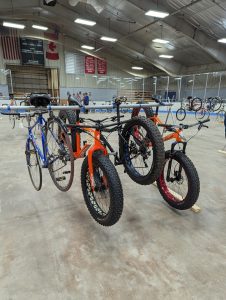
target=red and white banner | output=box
[46,41,59,60]
[0,28,20,60]
[97,58,107,75]
[85,55,95,74]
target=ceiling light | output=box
[100,36,117,42]
[81,45,95,50]
[145,10,169,18]
[43,0,57,6]
[74,18,96,26]
[32,24,48,31]
[174,77,182,80]
[132,66,143,70]
[188,80,194,83]
[217,38,226,43]
[159,54,174,59]
[152,38,169,44]
[3,21,25,29]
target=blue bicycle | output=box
[2,94,74,192]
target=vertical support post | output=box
[9,69,14,94]
[178,77,182,102]
[191,74,195,97]
[165,76,169,101]
[142,77,145,103]
[217,73,222,97]
[203,73,209,99]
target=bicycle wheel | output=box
[120,116,165,185]
[26,139,42,191]
[59,110,77,152]
[211,97,222,112]
[191,97,202,111]
[81,151,123,226]
[9,115,15,129]
[47,118,74,192]
[195,109,206,120]
[156,151,200,210]
[176,108,186,121]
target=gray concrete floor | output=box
[0,112,226,300]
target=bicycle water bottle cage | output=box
[30,94,51,107]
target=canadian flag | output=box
[46,41,59,60]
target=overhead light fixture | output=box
[74,18,96,26]
[32,24,48,31]
[188,80,194,83]
[145,10,169,18]
[174,77,182,80]
[81,45,95,50]
[132,66,143,70]
[3,21,25,29]
[217,38,226,44]
[159,54,174,59]
[43,0,57,6]
[100,36,117,42]
[152,38,169,44]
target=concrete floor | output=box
[0,112,226,300]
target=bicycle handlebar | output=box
[158,119,210,131]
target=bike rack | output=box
[0,102,174,112]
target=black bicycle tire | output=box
[195,109,206,121]
[59,110,77,152]
[119,116,165,185]
[156,151,200,210]
[26,139,42,191]
[81,151,123,226]
[176,108,186,121]
[191,97,202,111]
[47,118,74,192]
[131,105,154,118]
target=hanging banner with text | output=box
[85,55,96,74]
[97,58,107,75]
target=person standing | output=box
[84,92,90,114]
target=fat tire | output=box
[81,152,123,226]
[156,151,200,210]
[131,105,154,118]
[120,116,165,185]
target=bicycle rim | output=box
[125,125,154,178]
[159,158,188,202]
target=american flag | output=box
[0,26,21,60]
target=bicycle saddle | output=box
[30,93,51,107]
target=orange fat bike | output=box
[59,97,165,225]
[132,99,210,210]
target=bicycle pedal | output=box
[63,171,71,174]
[56,176,66,181]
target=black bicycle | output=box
[59,97,165,186]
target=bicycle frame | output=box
[27,114,49,168]
[150,107,184,143]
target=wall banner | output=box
[97,58,107,75]
[85,55,96,74]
